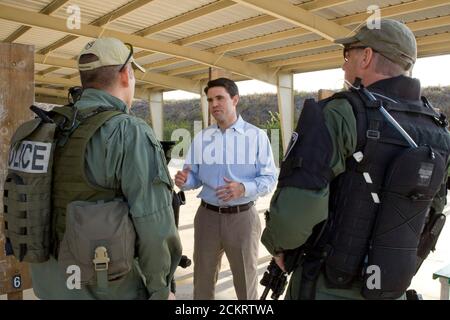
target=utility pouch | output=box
[362,146,446,299]
[58,200,136,285]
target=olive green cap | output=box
[78,37,145,72]
[335,19,417,70]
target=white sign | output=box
[8,140,51,173]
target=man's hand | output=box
[168,292,176,300]
[174,166,191,188]
[274,252,286,272]
[216,177,245,202]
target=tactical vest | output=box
[50,106,124,258]
[277,81,450,299]
[322,89,450,298]
[3,105,123,262]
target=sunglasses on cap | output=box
[119,43,134,72]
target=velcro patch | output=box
[8,140,52,173]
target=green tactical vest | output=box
[4,119,57,262]
[50,106,124,258]
[3,105,123,262]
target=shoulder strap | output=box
[328,90,384,174]
[55,109,125,194]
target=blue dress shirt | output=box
[182,116,278,206]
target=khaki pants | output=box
[193,204,261,300]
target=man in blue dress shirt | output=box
[175,77,277,300]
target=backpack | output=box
[3,98,122,263]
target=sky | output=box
[163,54,450,100]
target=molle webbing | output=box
[3,120,57,262]
[51,109,123,257]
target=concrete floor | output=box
[2,164,449,300]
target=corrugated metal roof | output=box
[397,5,450,23]
[0,20,24,40]
[50,0,133,25]
[415,27,450,38]
[108,0,215,34]
[0,0,48,12]
[11,26,69,51]
[0,0,448,99]
[230,32,324,56]
[319,0,407,20]
[153,4,263,41]
[193,20,296,49]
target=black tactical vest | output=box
[321,77,450,298]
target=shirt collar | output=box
[74,88,128,113]
[212,115,245,134]
[230,115,245,134]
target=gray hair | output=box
[373,52,410,77]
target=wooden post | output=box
[0,42,35,299]
[277,72,294,152]
[148,90,164,140]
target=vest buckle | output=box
[366,130,380,140]
[93,246,110,271]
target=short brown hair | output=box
[204,77,239,97]
[79,53,124,89]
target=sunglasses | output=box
[343,45,370,62]
[119,43,133,72]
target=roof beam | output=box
[35,75,80,87]
[35,94,68,105]
[163,33,450,76]
[164,18,450,77]
[282,44,450,74]
[232,0,352,41]
[190,72,248,82]
[0,3,277,85]
[35,83,159,103]
[161,2,450,74]
[418,41,450,58]
[3,0,69,43]
[279,38,450,72]
[265,17,450,68]
[38,0,155,75]
[213,0,450,54]
[174,0,351,47]
[35,87,67,98]
[136,0,351,62]
[39,0,155,55]
[238,15,450,62]
[34,54,202,93]
[135,0,235,37]
[143,0,443,72]
[168,64,207,76]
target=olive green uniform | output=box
[30,89,182,300]
[261,98,371,299]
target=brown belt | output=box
[201,200,254,214]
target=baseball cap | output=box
[335,19,417,70]
[78,37,145,72]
